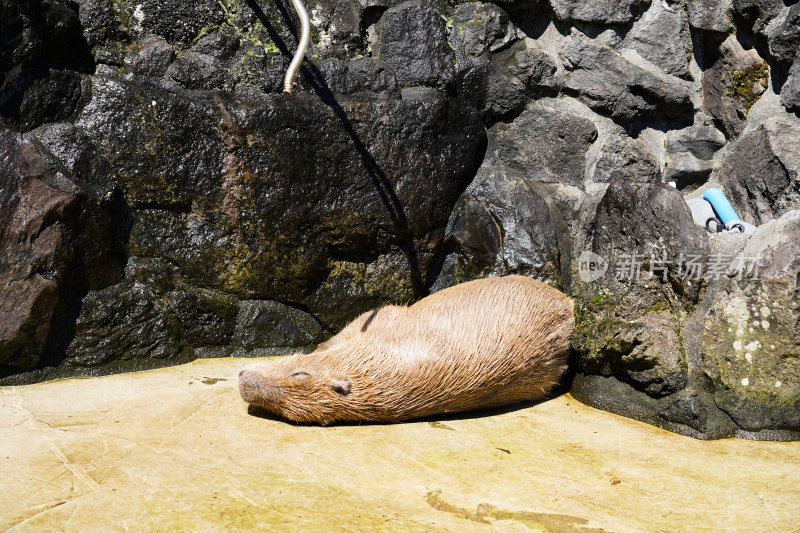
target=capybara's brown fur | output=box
[239,275,574,425]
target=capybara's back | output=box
[239,275,574,424]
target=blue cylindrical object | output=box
[703,188,740,225]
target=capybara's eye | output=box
[290,371,311,380]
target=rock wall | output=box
[1,0,798,439]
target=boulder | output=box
[573,179,800,440]
[377,1,455,89]
[700,210,800,435]
[508,48,561,91]
[767,3,800,69]
[458,59,529,124]
[74,75,483,329]
[687,0,733,32]
[783,59,800,112]
[664,124,726,189]
[120,0,226,44]
[562,33,693,124]
[0,0,94,131]
[589,133,661,184]
[548,0,651,24]
[452,2,520,58]
[129,37,175,77]
[572,180,709,401]
[305,0,363,60]
[488,102,598,186]
[64,280,192,370]
[732,0,785,35]
[702,35,769,137]
[444,165,561,285]
[0,130,127,371]
[622,2,692,80]
[717,116,800,224]
[232,300,324,351]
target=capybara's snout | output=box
[238,368,264,405]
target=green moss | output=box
[111,0,133,31]
[728,61,769,113]
[215,242,261,295]
[642,301,668,316]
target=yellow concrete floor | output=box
[1,357,798,532]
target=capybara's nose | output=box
[238,369,258,403]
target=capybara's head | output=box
[239,351,357,425]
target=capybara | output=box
[239,275,574,424]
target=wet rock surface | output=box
[1,0,800,440]
[377,1,455,89]
[444,165,561,284]
[0,130,127,374]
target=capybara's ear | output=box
[330,378,352,395]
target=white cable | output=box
[283,0,311,94]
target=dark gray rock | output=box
[702,35,769,138]
[307,0,363,60]
[458,59,529,123]
[562,33,693,124]
[377,1,455,89]
[623,3,692,79]
[445,165,561,285]
[508,49,560,91]
[127,0,226,44]
[572,181,709,399]
[233,300,324,350]
[733,0,784,35]
[590,133,661,184]
[0,0,93,74]
[76,75,483,330]
[315,59,400,100]
[76,0,129,49]
[65,280,191,368]
[229,43,289,94]
[452,2,520,57]
[548,0,651,24]
[767,3,800,69]
[0,0,94,131]
[130,37,175,77]
[0,275,58,371]
[302,252,417,330]
[190,30,241,61]
[489,102,597,186]
[164,284,240,347]
[717,116,800,224]
[166,52,229,91]
[664,124,726,189]
[0,130,127,371]
[687,0,732,32]
[783,59,800,112]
